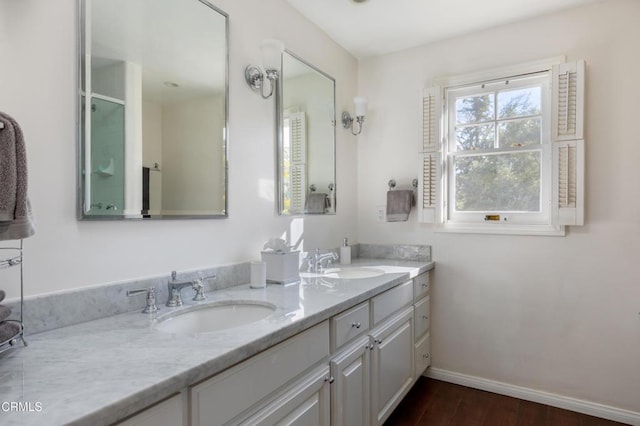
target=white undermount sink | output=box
[155,302,276,334]
[300,267,386,280]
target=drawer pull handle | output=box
[351,322,361,329]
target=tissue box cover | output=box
[261,251,300,285]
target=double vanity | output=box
[1,256,433,426]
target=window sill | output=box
[434,222,565,236]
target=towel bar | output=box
[388,178,418,190]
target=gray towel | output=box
[304,193,328,214]
[386,190,413,222]
[0,112,35,241]
[0,305,10,322]
[0,321,20,343]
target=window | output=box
[419,60,585,235]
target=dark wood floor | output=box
[384,378,628,426]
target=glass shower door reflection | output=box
[87,96,125,216]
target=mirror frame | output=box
[276,50,337,215]
[76,0,230,220]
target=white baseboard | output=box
[424,368,640,425]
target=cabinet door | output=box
[414,331,431,377]
[370,306,415,426]
[239,365,330,426]
[330,336,371,426]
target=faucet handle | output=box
[191,278,207,301]
[127,286,159,314]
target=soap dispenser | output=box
[340,238,351,265]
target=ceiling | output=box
[286,0,607,58]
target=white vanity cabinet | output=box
[118,267,433,426]
[412,271,431,377]
[331,279,416,426]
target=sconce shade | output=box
[260,39,285,72]
[353,96,368,117]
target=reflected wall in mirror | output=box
[278,51,336,215]
[78,0,228,219]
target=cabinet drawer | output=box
[371,280,413,326]
[414,295,430,340]
[331,302,370,351]
[414,332,431,377]
[117,394,184,426]
[191,321,330,426]
[413,272,430,301]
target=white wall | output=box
[0,0,358,298]
[161,96,224,213]
[357,0,640,413]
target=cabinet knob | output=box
[423,353,430,359]
[422,315,428,320]
[375,338,383,345]
[351,322,361,329]
[421,283,428,288]
[324,376,335,384]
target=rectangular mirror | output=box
[77,0,228,219]
[278,51,336,215]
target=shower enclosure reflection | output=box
[88,96,124,216]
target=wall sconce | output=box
[342,96,368,135]
[244,39,285,99]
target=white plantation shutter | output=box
[290,164,306,214]
[289,112,307,214]
[554,140,584,226]
[418,152,440,223]
[552,61,585,226]
[552,61,585,141]
[418,87,441,223]
[422,87,440,152]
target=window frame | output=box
[445,73,552,226]
[433,57,568,236]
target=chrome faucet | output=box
[307,249,339,274]
[166,271,212,307]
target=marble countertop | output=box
[0,259,433,426]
